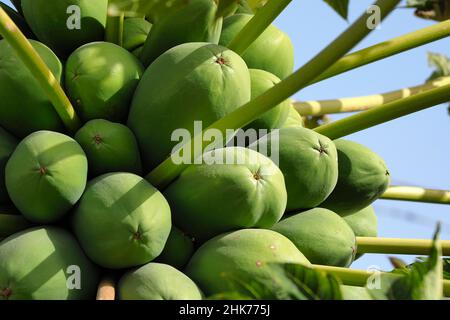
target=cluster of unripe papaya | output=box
[0,0,390,300]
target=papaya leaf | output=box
[210,263,343,300]
[427,52,450,81]
[406,0,450,21]
[281,263,343,300]
[406,0,435,9]
[323,0,350,20]
[369,225,443,300]
[389,257,408,269]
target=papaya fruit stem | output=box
[294,77,450,116]
[146,0,400,188]
[96,276,116,300]
[0,7,81,133]
[356,237,450,256]
[314,82,450,139]
[227,0,292,55]
[311,19,450,85]
[381,186,450,204]
[312,264,450,297]
[105,12,125,46]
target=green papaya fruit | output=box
[343,205,378,238]
[0,227,99,300]
[72,173,171,269]
[341,285,373,300]
[0,39,64,138]
[0,3,34,39]
[185,229,310,295]
[140,0,223,66]
[65,42,144,122]
[249,127,338,211]
[281,106,304,128]
[156,226,195,270]
[21,0,107,57]
[245,69,290,130]
[118,263,202,300]
[343,205,378,260]
[220,13,294,79]
[123,18,152,52]
[0,127,18,204]
[5,131,88,223]
[164,147,287,241]
[272,208,356,267]
[128,42,251,171]
[0,206,31,240]
[321,140,391,216]
[74,119,142,177]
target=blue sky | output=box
[3,0,449,271]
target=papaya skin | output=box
[65,42,144,122]
[341,285,373,300]
[343,205,378,260]
[118,263,202,300]
[72,173,171,269]
[156,226,195,270]
[220,13,295,79]
[5,131,88,223]
[281,106,304,128]
[164,147,287,241]
[0,127,17,204]
[245,69,291,130]
[0,40,64,138]
[0,227,99,300]
[0,206,32,240]
[75,119,142,177]
[321,140,391,216]
[128,42,251,171]
[185,229,310,296]
[272,208,357,267]
[343,205,378,238]
[139,0,223,66]
[21,0,107,57]
[250,127,338,211]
